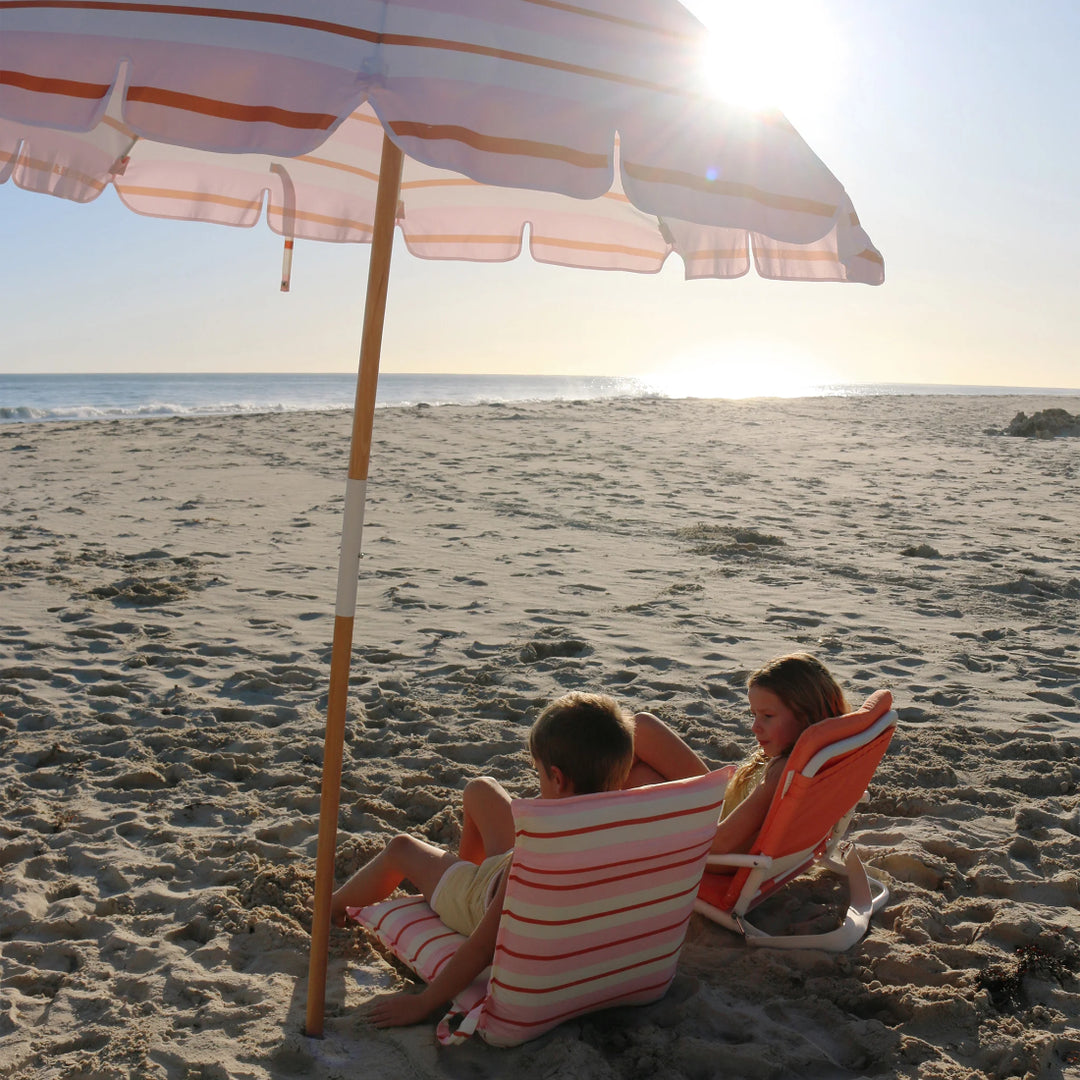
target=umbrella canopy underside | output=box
[0,0,883,283]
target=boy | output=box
[331,691,634,1029]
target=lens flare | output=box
[685,0,845,115]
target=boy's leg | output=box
[458,777,515,865]
[331,834,458,924]
[624,712,710,788]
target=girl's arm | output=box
[709,757,786,855]
[366,872,509,1028]
[625,712,710,787]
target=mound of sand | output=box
[1002,408,1080,438]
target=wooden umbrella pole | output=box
[305,132,405,1038]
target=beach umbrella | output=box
[0,0,884,1036]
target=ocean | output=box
[1,372,1077,425]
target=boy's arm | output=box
[626,712,710,788]
[366,873,509,1029]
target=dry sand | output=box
[1,393,1078,1080]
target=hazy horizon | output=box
[3,0,1079,392]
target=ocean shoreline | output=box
[4,371,1080,426]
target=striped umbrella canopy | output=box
[0,0,884,1037]
[1,2,883,284]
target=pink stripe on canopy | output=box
[0,1,882,282]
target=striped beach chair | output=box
[351,769,728,1047]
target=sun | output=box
[683,0,845,115]
[641,342,838,400]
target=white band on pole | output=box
[335,477,367,617]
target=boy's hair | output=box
[747,652,849,731]
[528,692,634,794]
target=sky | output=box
[2,0,1079,392]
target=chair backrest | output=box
[466,768,729,1046]
[709,690,895,912]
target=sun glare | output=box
[642,343,836,400]
[684,0,845,115]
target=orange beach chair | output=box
[695,690,896,951]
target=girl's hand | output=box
[365,990,435,1028]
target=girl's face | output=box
[748,686,804,758]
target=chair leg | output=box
[736,846,887,952]
[691,899,744,934]
[823,846,890,915]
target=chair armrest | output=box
[705,853,773,870]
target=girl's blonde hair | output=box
[725,653,849,811]
[748,652,848,732]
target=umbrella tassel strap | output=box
[280,237,294,292]
[271,163,298,293]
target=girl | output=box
[627,653,848,855]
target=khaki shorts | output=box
[430,850,512,936]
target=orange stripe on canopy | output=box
[119,184,263,211]
[391,121,608,169]
[121,185,377,234]
[624,160,838,217]
[532,234,660,259]
[0,68,111,100]
[400,177,482,191]
[684,247,749,261]
[294,155,381,183]
[10,150,109,191]
[0,1,387,41]
[521,0,697,40]
[402,233,522,246]
[379,31,690,93]
[2,1,696,96]
[398,178,632,201]
[760,248,846,262]
[267,203,374,233]
[127,85,338,131]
